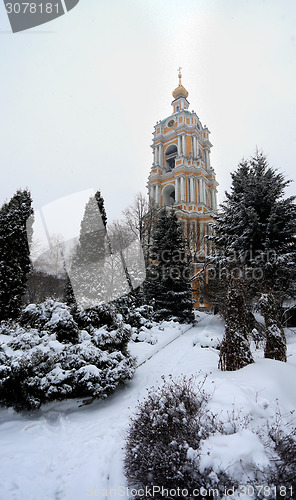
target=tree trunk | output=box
[219,282,254,371]
[260,293,287,362]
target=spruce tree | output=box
[144,208,194,323]
[213,151,296,365]
[0,189,33,320]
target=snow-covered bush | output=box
[124,377,296,498]
[131,326,157,345]
[114,292,154,331]
[73,303,119,331]
[72,304,132,355]
[124,376,234,498]
[20,300,79,344]
[0,300,136,411]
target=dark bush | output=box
[267,423,296,495]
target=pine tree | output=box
[213,151,296,365]
[0,189,33,320]
[68,191,108,308]
[144,208,194,323]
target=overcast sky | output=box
[1,0,296,237]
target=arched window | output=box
[162,184,175,206]
[165,144,178,172]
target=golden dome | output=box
[172,68,189,100]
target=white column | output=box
[153,148,156,165]
[190,177,195,202]
[180,177,185,201]
[182,134,186,157]
[213,189,217,210]
[178,135,182,155]
[155,184,160,205]
[149,186,153,201]
[203,179,206,204]
[175,177,179,202]
[159,144,163,167]
[150,185,156,202]
[195,178,198,204]
[205,149,210,170]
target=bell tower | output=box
[148,69,218,307]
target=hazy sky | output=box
[1,0,296,231]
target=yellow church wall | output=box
[164,122,177,134]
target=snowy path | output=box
[1,313,296,500]
[0,314,218,500]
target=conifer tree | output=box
[144,208,194,323]
[68,191,108,308]
[0,189,33,320]
[213,151,296,366]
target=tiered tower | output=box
[148,69,218,307]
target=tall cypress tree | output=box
[0,189,33,320]
[144,208,194,323]
[67,191,108,308]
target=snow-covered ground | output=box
[0,312,296,500]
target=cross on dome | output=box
[178,67,182,84]
[172,67,188,100]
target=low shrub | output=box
[124,376,233,498]
[0,300,136,411]
[124,376,296,499]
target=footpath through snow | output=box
[0,312,296,499]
